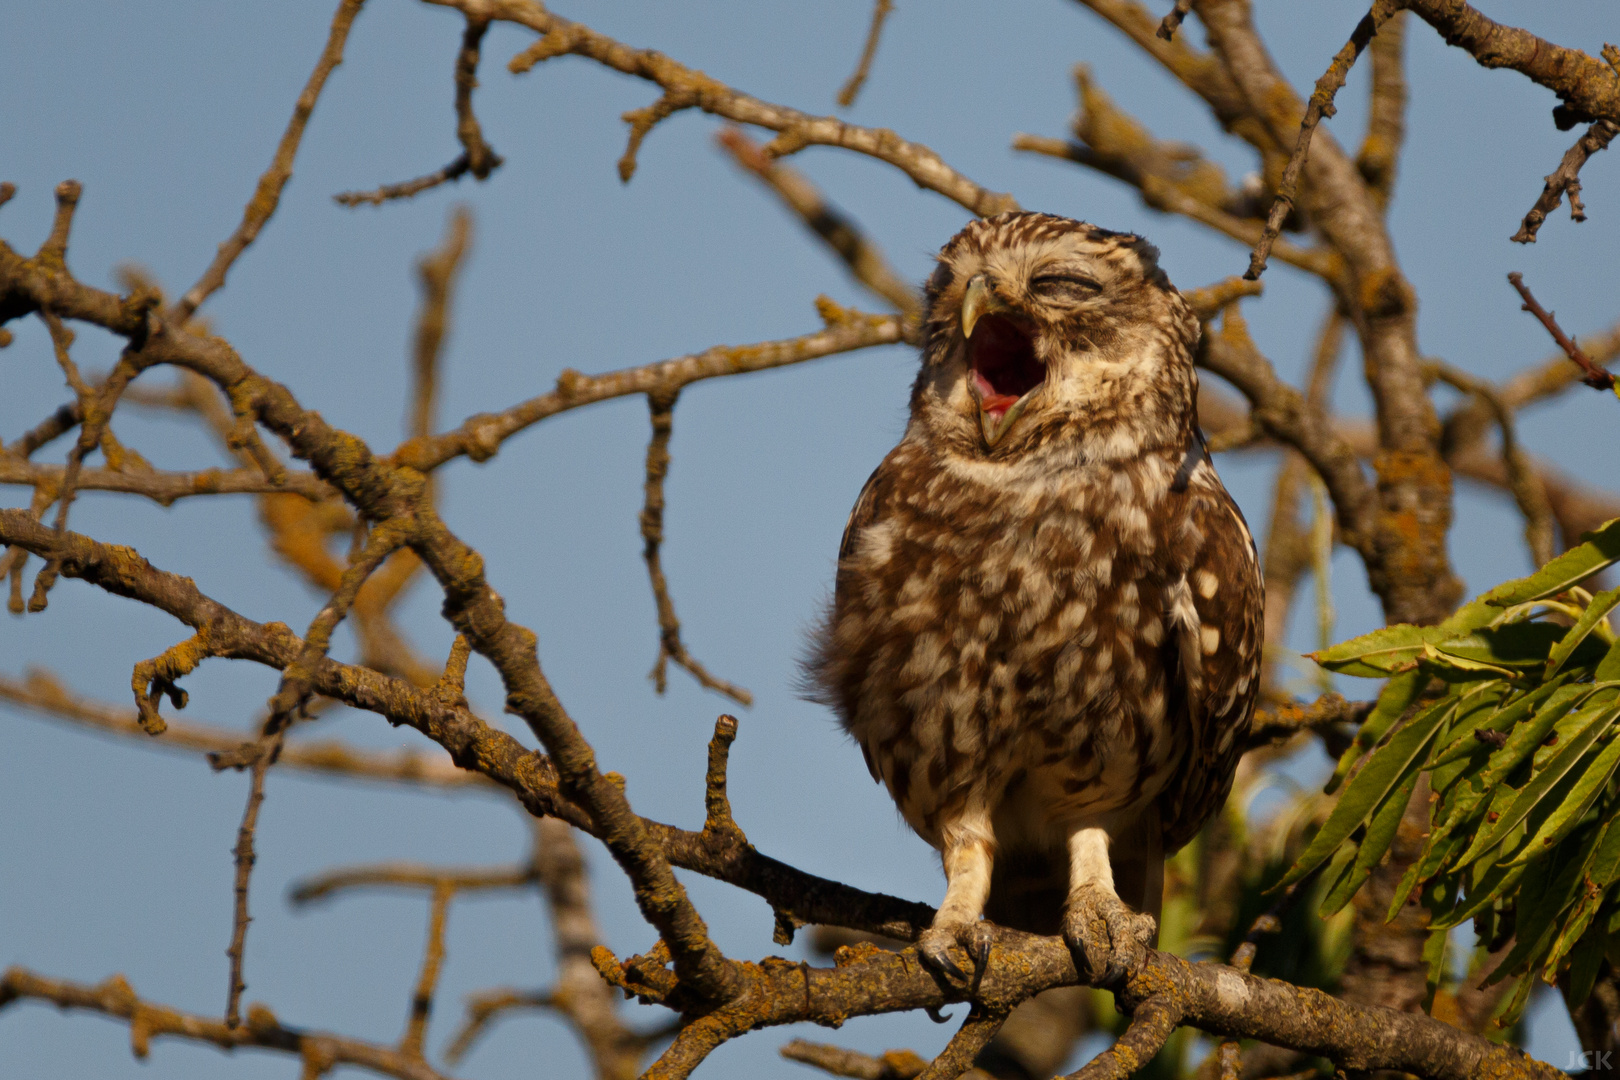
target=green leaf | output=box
[1430,676,1571,768]
[1450,683,1591,842]
[1547,585,1620,676]
[1314,836,1362,915]
[1434,622,1570,669]
[1389,829,1470,923]
[1496,973,1536,1028]
[1587,802,1620,891]
[1420,878,1459,1013]
[1280,697,1454,888]
[1544,823,1616,973]
[1533,688,1619,771]
[1567,923,1606,1009]
[1432,855,1527,930]
[1464,695,1620,865]
[1481,517,1620,606]
[1311,624,1440,678]
[1598,639,1620,683]
[1321,768,1421,917]
[1325,670,1426,794]
[1481,822,1604,987]
[1513,716,1620,862]
[1419,641,1519,677]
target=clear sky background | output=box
[3,2,1617,1076]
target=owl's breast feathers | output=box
[807,434,1262,855]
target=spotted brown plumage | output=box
[806,212,1263,986]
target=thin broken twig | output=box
[177,0,367,317]
[1507,272,1617,391]
[335,17,503,206]
[1245,1,1399,280]
[641,392,751,705]
[837,0,894,107]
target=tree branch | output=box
[0,968,455,1080]
[442,0,1018,217]
[175,0,367,318]
[391,306,906,472]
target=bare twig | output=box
[176,0,367,318]
[400,883,453,1060]
[1156,0,1193,41]
[1507,272,1617,390]
[1245,2,1398,280]
[1011,67,1342,281]
[1245,693,1371,752]
[335,161,480,207]
[1428,361,1555,567]
[836,0,894,107]
[290,862,535,906]
[782,1040,928,1080]
[224,729,284,1028]
[391,308,906,473]
[1355,9,1407,209]
[335,17,503,206]
[641,392,752,705]
[412,207,471,441]
[716,128,922,321]
[0,968,455,1080]
[477,0,1018,216]
[0,458,330,503]
[1513,120,1618,243]
[0,668,492,789]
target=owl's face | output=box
[911,212,1200,463]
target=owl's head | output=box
[911,212,1200,462]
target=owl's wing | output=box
[837,461,890,564]
[1160,483,1264,853]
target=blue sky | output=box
[3,2,1617,1075]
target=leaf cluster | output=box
[1284,518,1620,1025]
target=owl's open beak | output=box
[962,276,1043,447]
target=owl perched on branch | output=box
[808,212,1263,986]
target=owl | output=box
[807,212,1263,987]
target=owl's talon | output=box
[916,922,991,989]
[1063,886,1154,989]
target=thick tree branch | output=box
[1194,0,1461,626]
[1402,1,1620,129]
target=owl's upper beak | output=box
[962,275,1043,447]
[960,275,1009,340]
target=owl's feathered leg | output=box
[917,808,997,986]
[1108,803,1164,942]
[1061,822,1157,987]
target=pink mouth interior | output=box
[969,315,1043,421]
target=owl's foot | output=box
[1062,885,1156,988]
[916,919,994,990]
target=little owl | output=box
[808,212,1263,986]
